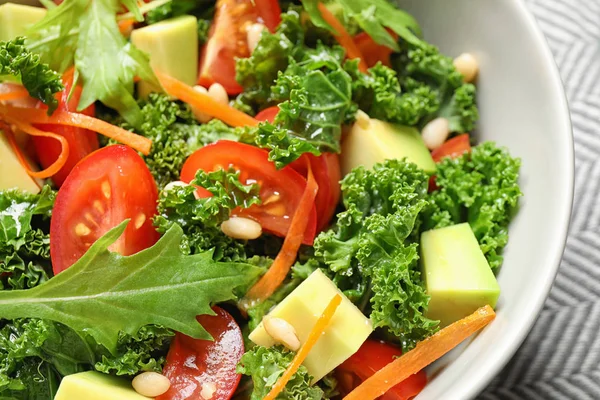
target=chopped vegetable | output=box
[264,293,342,400]
[0,85,29,101]
[0,221,263,352]
[343,305,496,400]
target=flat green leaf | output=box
[0,222,263,352]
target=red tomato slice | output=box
[431,134,471,163]
[50,145,160,274]
[290,153,340,232]
[198,0,259,95]
[180,141,318,245]
[254,0,281,32]
[255,106,280,123]
[353,31,398,68]
[157,307,244,400]
[33,69,99,187]
[336,340,427,400]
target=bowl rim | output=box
[459,0,575,398]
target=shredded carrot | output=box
[118,18,135,36]
[264,293,343,400]
[155,71,259,128]
[0,87,30,102]
[1,117,70,179]
[0,105,152,155]
[318,3,369,73]
[343,305,496,400]
[241,158,319,307]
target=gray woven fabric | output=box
[480,0,600,399]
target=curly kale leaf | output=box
[0,38,63,114]
[153,168,261,261]
[237,345,329,400]
[425,142,522,271]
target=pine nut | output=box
[246,23,266,53]
[263,316,301,351]
[208,83,229,105]
[355,110,371,130]
[200,382,217,399]
[221,217,263,240]
[192,85,212,123]
[421,117,450,150]
[453,53,479,83]
[132,372,171,397]
[163,180,188,193]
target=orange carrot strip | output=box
[155,71,259,128]
[343,305,496,400]
[318,3,369,73]
[0,88,30,101]
[0,105,152,155]
[264,293,343,400]
[241,158,319,306]
[118,18,135,36]
[2,117,70,179]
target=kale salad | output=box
[0,0,522,399]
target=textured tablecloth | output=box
[481,0,600,399]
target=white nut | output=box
[132,372,171,397]
[163,180,188,192]
[192,85,212,123]
[421,117,450,150]
[247,23,266,53]
[355,110,371,130]
[200,382,217,399]
[453,53,479,83]
[208,83,229,105]
[263,316,301,351]
[221,217,263,240]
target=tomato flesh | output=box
[157,307,244,400]
[336,340,427,400]
[180,141,317,245]
[50,145,159,274]
[33,69,99,187]
[198,0,259,95]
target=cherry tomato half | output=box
[254,0,281,32]
[255,106,280,123]
[33,69,99,187]
[157,307,244,400]
[431,134,471,163]
[50,145,160,274]
[290,153,341,232]
[198,0,259,95]
[336,340,427,400]
[180,141,318,245]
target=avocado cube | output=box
[55,371,150,400]
[341,115,436,176]
[130,16,199,97]
[421,223,500,327]
[0,132,41,194]
[0,3,47,42]
[249,269,373,383]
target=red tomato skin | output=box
[431,134,471,163]
[353,31,398,68]
[33,71,99,187]
[254,0,281,32]
[157,307,244,400]
[50,145,159,274]
[198,0,259,95]
[337,340,427,400]
[180,141,318,245]
[255,106,279,123]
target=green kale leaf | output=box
[237,345,329,400]
[0,221,263,352]
[425,142,522,271]
[153,168,262,261]
[0,38,63,113]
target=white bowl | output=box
[396,0,574,398]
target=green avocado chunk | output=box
[0,3,46,42]
[55,371,151,400]
[341,112,436,176]
[421,223,500,327]
[131,15,199,97]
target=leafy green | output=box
[425,142,522,271]
[314,160,438,350]
[99,93,241,190]
[0,186,55,291]
[302,0,422,50]
[154,168,262,261]
[27,0,157,126]
[0,38,63,113]
[237,345,329,400]
[0,221,263,352]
